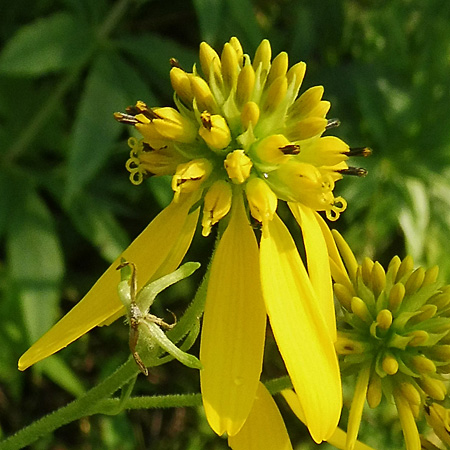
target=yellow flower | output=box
[329,230,450,450]
[228,383,293,450]
[19,37,369,443]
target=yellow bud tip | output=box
[382,355,399,375]
[172,159,212,201]
[224,150,253,184]
[199,112,231,150]
[201,180,232,236]
[245,177,277,229]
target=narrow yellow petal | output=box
[393,391,421,450]
[260,214,342,442]
[346,366,371,450]
[289,203,336,340]
[200,193,266,436]
[19,194,199,371]
[228,383,293,450]
[282,389,377,450]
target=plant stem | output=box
[0,358,138,450]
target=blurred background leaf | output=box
[1,0,450,448]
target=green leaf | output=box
[115,33,197,98]
[192,0,225,44]
[67,194,129,263]
[39,356,86,397]
[7,182,64,343]
[399,178,430,263]
[0,12,93,77]
[65,52,154,203]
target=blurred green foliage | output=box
[1,0,450,449]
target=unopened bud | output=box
[224,150,253,184]
[199,112,231,150]
[245,177,277,228]
[376,309,392,330]
[351,296,373,323]
[202,180,232,236]
[388,282,405,312]
[404,267,426,295]
[366,373,382,408]
[241,101,260,130]
[382,354,399,375]
[419,375,447,401]
[411,355,436,374]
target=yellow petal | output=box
[260,213,342,442]
[312,213,354,291]
[19,193,200,371]
[282,389,376,450]
[228,383,293,450]
[346,366,371,450]
[394,391,421,450]
[289,203,336,340]
[200,193,266,436]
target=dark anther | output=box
[325,118,341,130]
[338,167,368,177]
[347,147,372,158]
[113,112,138,125]
[200,112,212,130]
[170,58,181,68]
[142,142,154,152]
[279,144,300,155]
[126,102,162,120]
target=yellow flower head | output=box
[115,37,370,226]
[19,37,369,445]
[330,230,450,450]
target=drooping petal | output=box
[282,389,376,450]
[228,383,293,450]
[346,366,371,450]
[18,193,200,371]
[260,213,341,443]
[312,212,353,291]
[200,193,266,436]
[289,202,335,340]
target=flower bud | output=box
[245,177,277,228]
[405,267,425,295]
[221,43,239,91]
[376,309,392,330]
[170,67,194,106]
[285,116,328,142]
[224,150,252,184]
[254,134,291,166]
[236,64,255,107]
[201,180,232,236]
[371,262,386,297]
[199,112,231,150]
[419,375,447,401]
[411,355,436,374]
[136,107,197,144]
[288,85,324,119]
[395,255,414,283]
[351,296,373,323]
[382,354,399,375]
[241,101,260,130]
[267,52,288,86]
[199,41,222,85]
[172,159,212,201]
[262,76,288,113]
[388,282,405,312]
[334,283,353,311]
[367,373,382,408]
[286,61,306,96]
[252,39,271,74]
[190,75,219,113]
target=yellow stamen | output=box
[224,150,253,184]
